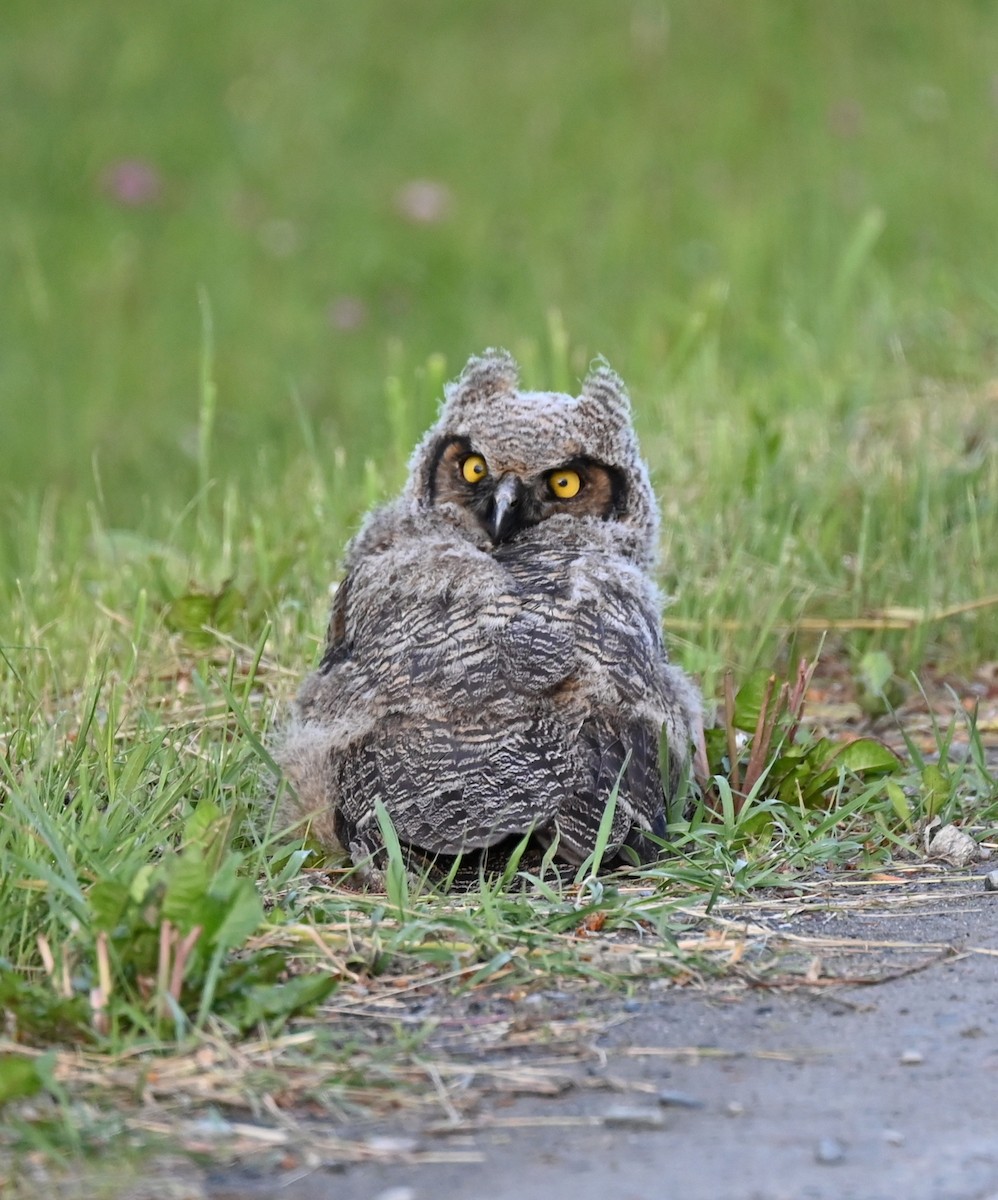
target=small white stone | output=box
[365,1137,420,1154]
[603,1106,667,1131]
[925,822,981,866]
[899,1049,924,1065]
[815,1136,846,1164]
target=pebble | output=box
[724,1100,745,1117]
[899,1049,924,1066]
[984,870,998,892]
[364,1136,420,1154]
[373,1189,416,1200]
[924,822,981,866]
[603,1106,668,1131]
[883,1128,905,1146]
[815,1136,846,1165]
[188,1113,235,1138]
[657,1089,706,1109]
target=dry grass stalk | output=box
[668,591,998,634]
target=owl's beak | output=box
[485,474,526,544]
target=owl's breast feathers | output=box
[282,503,697,865]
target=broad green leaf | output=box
[184,801,225,847]
[703,725,729,772]
[161,852,211,929]
[0,972,88,1042]
[0,1054,46,1106]
[129,862,156,904]
[825,738,901,775]
[733,670,777,733]
[88,879,131,931]
[859,651,895,695]
[212,584,246,632]
[163,593,215,636]
[237,973,337,1030]
[886,781,912,824]
[211,879,264,952]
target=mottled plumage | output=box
[278,349,701,880]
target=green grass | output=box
[1,0,998,1187]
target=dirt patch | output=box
[202,872,998,1200]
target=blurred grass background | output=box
[2,0,997,677]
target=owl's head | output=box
[405,349,659,565]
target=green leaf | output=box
[733,670,776,733]
[213,584,246,632]
[886,780,912,824]
[163,582,245,646]
[824,738,901,775]
[921,764,951,818]
[163,593,215,636]
[271,848,312,888]
[211,879,264,952]
[468,951,514,987]
[161,852,212,930]
[0,971,88,1042]
[859,651,894,695]
[237,972,337,1030]
[792,738,900,805]
[703,725,729,772]
[0,1054,47,1106]
[184,801,225,847]
[129,862,156,904]
[88,879,131,931]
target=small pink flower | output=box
[100,159,163,207]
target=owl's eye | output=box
[461,454,489,484]
[548,469,582,499]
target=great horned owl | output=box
[278,349,701,880]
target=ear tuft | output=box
[581,357,632,421]
[449,348,519,404]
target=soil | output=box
[206,872,998,1200]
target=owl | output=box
[278,349,702,882]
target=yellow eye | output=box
[548,469,581,499]
[461,454,488,484]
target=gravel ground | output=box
[208,877,998,1200]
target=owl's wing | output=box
[333,713,571,861]
[497,535,684,865]
[547,717,668,867]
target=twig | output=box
[740,674,778,802]
[740,945,957,989]
[667,592,998,634]
[784,657,815,745]
[723,670,741,793]
[157,921,173,1019]
[169,926,203,1001]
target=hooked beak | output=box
[485,474,526,544]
